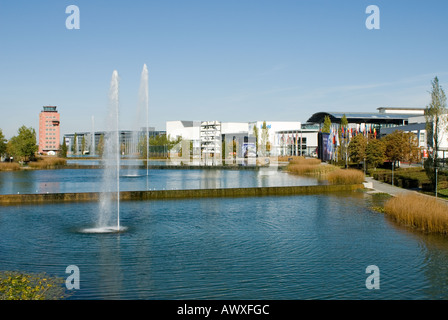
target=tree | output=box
[149,134,181,150]
[260,121,270,156]
[322,116,331,134]
[383,130,419,167]
[252,124,259,154]
[6,126,38,162]
[348,134,367,167]
[81,136,86,155]
[138,135,148,159]
[97,134,104,157]
[425,76,447,166]
[424,76,447,189]
[0,129,7,157]
[365,138,385,169]
[340,114,349,166]
[59,139,68,158]
[72,133,78,155]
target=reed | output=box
[28,157,67,169]
[289,157,322,166]
[384,193,448,234]
[287,157,339,177]
[278,155,311,163]
[327,169,365,185]
[0,162,20,171]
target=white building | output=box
[166,120,319,164]
[381,113,448,161]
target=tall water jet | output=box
[123,64,149,178]
[96,70,122,232]
[140,64,149,183]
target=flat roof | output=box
[307,111,416,125]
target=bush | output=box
[0,271,69,300]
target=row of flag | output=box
[326,123,378,145]
[278,123,378,146]
[324,124,378,161]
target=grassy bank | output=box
[384,193,448,234]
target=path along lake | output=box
[1,166,448,299]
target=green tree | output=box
[0,129,7,157]
[365,138,385,169]
[340,114,349,166]
[149,134,181,150]
[322,116,331,134]
[81,136,86,155]
[6,126,38,162]
[72,133,78,155]
[348,134,367,167]
[138,135,148,159]
[260,121,270,156]
[59,139,68,158]
[424,76,447,188]
[252,124,259,154]
[97,134,104,157]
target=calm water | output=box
[0,167,320,195]
[2,191,448,299]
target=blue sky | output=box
[1,0,447,139]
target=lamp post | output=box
[392,161,394,187]
[435,167,438,198]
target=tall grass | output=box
[384,193,448,234]
[288,163,338,176]
[287,156,364,185]
[28,157,67,169]
[327,169,365,185]
[289,157,322,166]
[0,162,20,171]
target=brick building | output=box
[38,106,60,154]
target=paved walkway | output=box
[364,176,448,203]
[364,176,417,196]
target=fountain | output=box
[122,64,149,179]
[83,70,125,233]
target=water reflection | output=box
[0,168,321,195]
[1,194,448,299]
[381,217,448,300]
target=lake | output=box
[1,167,448,299]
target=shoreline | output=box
[0,184,364,206]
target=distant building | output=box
[380,114,448,161]
[63,127,165,157]
[166,120,319,165]
[306,107,448,162]
[38,106,60,154]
